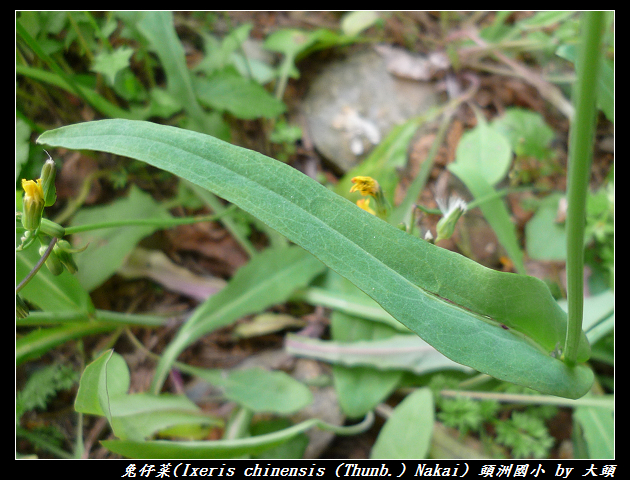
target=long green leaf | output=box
[102,418,317,459]
[286,334,473,375]
[38,119,593,398]
[135,12,207,128]
[16,323,115,365]
[102,413,374,459]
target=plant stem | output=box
[16,237,57,293]
[563,12,605,366]
[62,208,235,235]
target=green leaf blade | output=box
[38,119,592,398]
[371,387,434,459]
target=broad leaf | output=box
[75,351,221,442]
[38,119,593,398]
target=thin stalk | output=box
[439,389,614,409]
[390,72,479,227]
[62,207,235,235]
[392,108,455,227]
[66,12,94,62]
[564,12,605,366]
[17,309,172,328]
[16,237,57,293]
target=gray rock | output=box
[302,49,440,172]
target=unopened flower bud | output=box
[21,179,45,231]
[40,243,64,276]
[54,240,79,274]
[40,155,57,207]
[435,196,467,242]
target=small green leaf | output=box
[454,117,512,186]
[185,366,313,415]
[263,29,319,58]
[370,388,434,459]
[492,108,555,159]
[90,47,134,85]
[109,393,220,442]
[75,351,221,442]
[525,193,567,260]
[16,118,31,181]
[194,71,286,119]
[340,11,380,37]
[75,350,129,418]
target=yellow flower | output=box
[350,176,380,196]
[356,198,376,215]
[21,179,45,231]
[22,178,44,200]
[349,176,391,219]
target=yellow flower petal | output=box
[350,176,379,196]
[21,179,44,201]
[356,198,376,215]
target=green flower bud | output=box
[435,196,467,242]
[21,179,45,231]
[40,243,64,276]
[54,240,79,274]
[40,155,57,207]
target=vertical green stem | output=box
[564,11,605,366]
